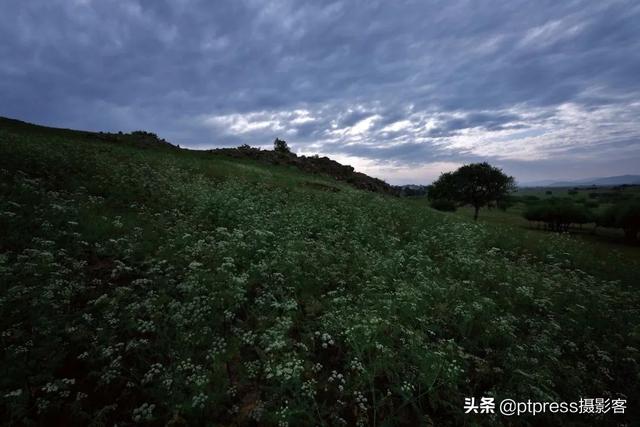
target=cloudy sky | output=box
[1,0,639,184]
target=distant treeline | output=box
[394,185,430,197]
[522,196,640,242]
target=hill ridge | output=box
[0,116,397,195]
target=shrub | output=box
[496,195,515,211]
[273,138,291,154]
[523,200,593,232]
[597,201,640,242]
[523,204,545,222]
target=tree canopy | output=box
[429,162,515,220]
[523,200,593,232]
[596,201,640,242]
[273,138,291,154]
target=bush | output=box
[496,195,515,211]
[273,138,291,154]
[597,201,640,242]
[523,204,546,222]
[429,199,457,212]
[588,192,633,203]
[523,200,593,232]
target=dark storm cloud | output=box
[1,0,639,183]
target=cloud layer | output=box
[1,0,639,183]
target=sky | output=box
[1,0,639,184]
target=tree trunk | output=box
[473,205,480,220]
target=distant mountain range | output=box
[520,175,640,187]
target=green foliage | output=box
[273,138,291,154]
[589,191,636,204]
[496,195,516,211]
[429,163,515,220]
[523,200,593,232]
[427,171,457,201]
[597,201,640,242]
[0,123,638,425]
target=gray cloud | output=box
[1,0,639,183]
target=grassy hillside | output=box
[1,119,638,425]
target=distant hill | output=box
[0,116,178,149]
[521,175,640,187]
[0,116,397,195]
[210,145,397,195]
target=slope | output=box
[0,119,638,425]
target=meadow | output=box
[1,119,638,425]
[450,186,640,281]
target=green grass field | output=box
[1,120,639,425]
[450,192,640,284]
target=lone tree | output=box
[273,138,291,154]
[429,162,515,220]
